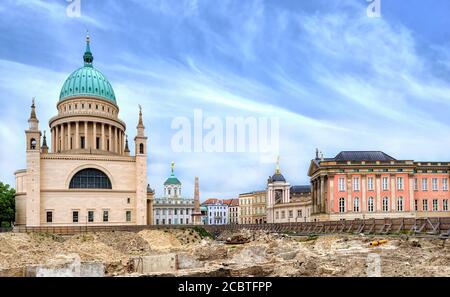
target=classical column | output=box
[93,122,97,150]
[376,175,381,212]
[56,126,59,152]
[116,127,119,153]
[84,121,88,149]
[113,127,117,153]
[362,176,367,212]
[320,176,324,213]
[75,122,79,149]
[51,127,55,152]
[329,178,335,213]
[61,123,65,151]
[347,175,352,212]
[391,175,396,212]
[67,122,71,150]
[119,131,122,155]
[101,123,105,151]
[108,125,112,152]
[409,175,414,212]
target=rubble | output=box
[0,229,449,277]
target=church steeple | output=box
[83,32,94,67]
[28,97,39,131]
[41,130,49,153]
[134,105,147,155]
[124,134,130,156]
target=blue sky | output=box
[1,0,450,200]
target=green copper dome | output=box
[164,162,182,185]
[59,35,116,104]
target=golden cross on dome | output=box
[171,161,175,174]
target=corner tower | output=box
[25,98,41,226]
[135,106,148,225]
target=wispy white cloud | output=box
[1,0,450,199]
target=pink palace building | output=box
[308,151,450,221]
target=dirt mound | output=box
[137,230,182,251]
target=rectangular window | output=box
[415,200,418,211]
[281,211,285,219]
[396,177,404,190]
[156,219,159,225]
[353,177,360,191]
[162,219,166,224]
[168,219,172,225]
[368,197,374,212]
[103,210,109,222]
[72,211,79,223]
[174,209,178,215]
[422,178,428,191]
[88,211,94,222]
[414,178,418,191]
[382,177,389,191]
[180,209,184,215]
[96,137,100,150]
[289,210,293,218]
[338,178,345,192]
[46,211,53,223]
[186,218,189,224]
[367,177,374,191]
[423,200,428,211]
[186,209,189,215]
[180,218,184,224]
[156,209,160,215]
[444,199,448,211]
[275,211,279,219]
[80,137,85,149]
[443,178,448,191]
[432,178,438,191]
[126,211,131,222]
[297,210,302,218]
[433,199,438,211]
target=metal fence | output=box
[11,217,450,238]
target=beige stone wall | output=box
[15,154,146,226]
[269,202,312,223]
[40,191,136,225]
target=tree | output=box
[0,182,15,227]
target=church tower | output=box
[266,156,291,223]
[164,162,182,198]
[135,106,148,225]
[25,98,41,226]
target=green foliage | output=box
[0,182,15,227]
[191,227,212,239]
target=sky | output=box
[1,0,450,201]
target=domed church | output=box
[14,35,153,227]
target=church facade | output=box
[14,35,152,227]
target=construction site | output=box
[1,218,450,277]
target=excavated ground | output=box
[0,229,449,277]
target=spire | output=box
[315,148,319,159]
[83,31,94,67]
[137,104,144,128]
[29,97,37,120]
[275,155,281,174]
[28,97,39,130]
[41,130,49,153]
[124,134,130,153]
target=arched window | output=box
[339,197,345,213]
[397,197,404,211]
[353,197,360,212]
[69,168,112,189]
[139,143,144,154]
[368,197,374,212]
[30,138,37,150]
[382,197,389,212]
